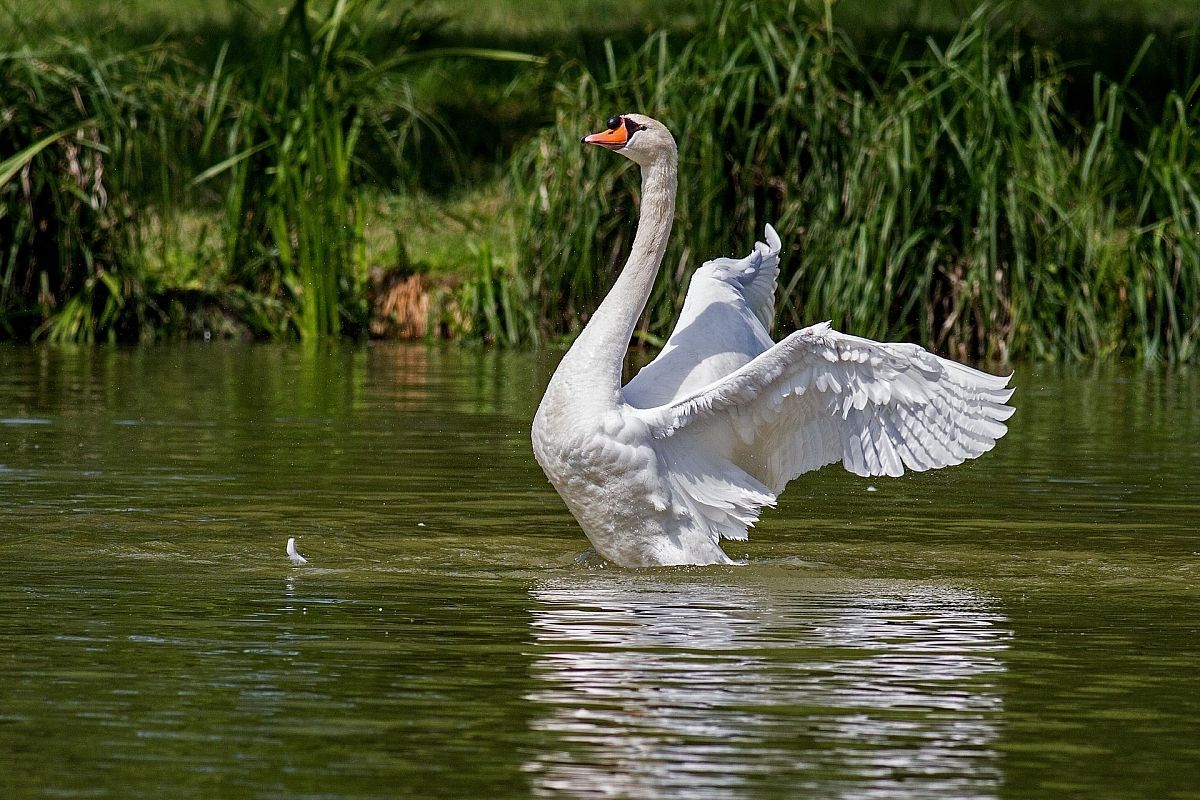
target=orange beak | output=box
[582,124,629,149]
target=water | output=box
[0,344,1197,799]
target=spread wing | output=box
[631,322,1015,541]
[622,225,781,409]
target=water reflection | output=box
[525,574,1010,800]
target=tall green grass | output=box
[0,41,177,341]
[193,0,452,339]
[195,0,539,339]
[3,0,1197,357]
[509,1,1200,361]
[1,0,538,341]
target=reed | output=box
[510,1,1200,361]
[0,0,536,341]
[194,0,540,339]
[458,242,540,344]
[0,40,183,341]
[1128,78,1200,361]
[3,0,1197,357]
[191,1,405,339]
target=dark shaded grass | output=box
[0,41,186,341]
[28,1,1197,192]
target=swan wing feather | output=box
[634,321,1015,496]
[623,225,782,409]
[697,222,782,331]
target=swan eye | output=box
[623,117,647,137]
[606,115,622,131]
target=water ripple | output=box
[523,575,1009,799]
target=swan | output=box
[531,114,1014,567]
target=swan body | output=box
[532,114,1014,567]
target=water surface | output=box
[0,344,1196,799]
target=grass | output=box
[507,1,1200,360]
[1,0,1198,359]
[195,0,398,339]
[2,0,538,340]
[0,39,182,341]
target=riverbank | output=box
[2,0,1197,359]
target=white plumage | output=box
[532,114,1014,567]
[286,537,308,566]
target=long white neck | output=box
[550,154,678,409]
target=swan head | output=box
[582,114,676,167]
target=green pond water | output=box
[0,343,1197,799]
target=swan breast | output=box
[532,405,680,562]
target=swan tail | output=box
[658,432,777,543]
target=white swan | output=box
[531,114,1014,567]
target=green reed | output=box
[1128,77,1200,361]
[510,1,1200,361]
[195,0,539,339]
[193,0,398,339]
[0,40,181,341]
[1,0,536,342]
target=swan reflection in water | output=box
[523,572,1010,800]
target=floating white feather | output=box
[286,537,308,566]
